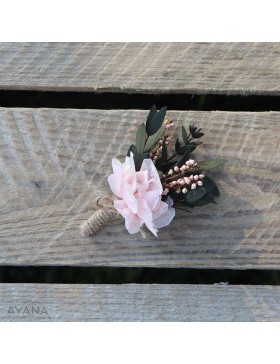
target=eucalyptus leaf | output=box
[203,176,220,196]
[169,189,184,201]
[146,105,157,129]
[144,126,164,152]
[146,106,167,136]
[134,155,145,171]
[189,140,203,146]
[182,125,188,144]
[156,161,177,172]
[176,145,196,167]
[185,186,207,204]
[136,123,146,155]
[127,144,139,158]
[189,159,227,174]
[193,194,217,206]
[175,137,181,152]
[177,144,196,156]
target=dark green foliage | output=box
[182,125,188,144]
[144,125,165,152]
[127,144,146,171]
[175,137,181,152]
[146,106,166,136]
[168,189,184,201]
[146,105,157,129]
[156,161,178,173]
[176,144,195,155]
[125,106,226,211]
[189,125,204,138]
[185,194,217,208]
[189,159,227,174]
[189,140,203,146]
[127,144,138,158]
[203,176,220,196]
[176,146,196,168]
[193,195,217,206]
[135,123,146,154]
[134,155,146,171]
[185,186,207,204]
[175,125,203,156]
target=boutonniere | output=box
[81,106,226,238]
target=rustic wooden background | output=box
[0,43,279,321]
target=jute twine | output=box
[80,195,120,236]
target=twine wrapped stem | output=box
[80,196,120,236]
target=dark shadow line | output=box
[1,90,280,111]
[1,266,280,285]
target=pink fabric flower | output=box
[108,153,175,236]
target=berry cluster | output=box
[149,118,174,162]
[162,158,205,195]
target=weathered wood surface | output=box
[1,284,280,321]
[0,108,279,268]
[1,43,280,95]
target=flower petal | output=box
[153,206,175,229]
[138,190,161,211]
[114,200,143,234]
[141,159,163,195]
[124,214,143,234]
[136,171,149,191]
[137,197,158,237]
[122,182,139,214]
[108,154,171,237]
[165,196,174,207]
[112,158,122,174]
[108,173,123,198]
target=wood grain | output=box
[0,108,279,268]
[1,284,280,321]
[1,43,280,94]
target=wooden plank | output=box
[0,108,279,268]
[1,284,280,321]
[1,43,280,94]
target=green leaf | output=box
[192,194,217,206]
[185,186,207,204]
[169,189,184,201]
[203,176,220,196]
[146,105,157,129]
[134,155,145,171]
[190,159,227,174]
[146,106,167,136]
[177,144,196,156]
[127,144,138,158]
[189,140,203,146]
[136,123,146,155]
[182,126,188,144]
[156,161,177,172]
[176,145,196,167]
[144,126,164,152]
[200,159,227,170]
[175,137,181,152]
